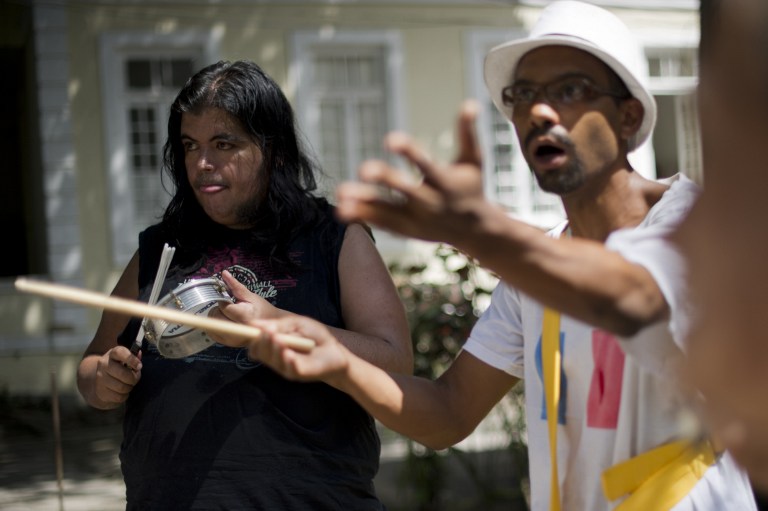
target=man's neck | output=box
[562,168,669,242]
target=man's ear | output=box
[618,97,644,142]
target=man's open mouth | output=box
[534,144,565,158]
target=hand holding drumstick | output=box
[86,345,143,408]
[239,315,354,385]
[208,270,308,351]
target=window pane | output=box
[133,173,169,228]
[531,182,560,213]
[169,58,195,88]
[679,50,697,77]
[129,106,159,172]
[126,59,152,89]
[308,45,389,186]
[490,106,519,212]
[319,100,347,178]
[315,56,348,88]
[356,101,385,161]
[129,104,170,229]
[314,57,334,86]
[646,48,698,78]
[348,55,380,87]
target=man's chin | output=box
[535,175,582,196]
[530,164,584,196]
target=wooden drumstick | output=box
[14,278,315,352]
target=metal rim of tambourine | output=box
[143,277,233,358]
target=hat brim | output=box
[483,35,656,151]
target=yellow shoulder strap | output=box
[602,439,716,511]
[542,307,562,511]
[542,307,715,511]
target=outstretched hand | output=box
[336,100,498,249]
[245,316,350,384]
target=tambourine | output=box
[143,277,233,358]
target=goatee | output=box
[533,156,586,196]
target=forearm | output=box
[218,267,413,373]
[327,351,471,450]
[453,204,666,336]
[328,326,414,375]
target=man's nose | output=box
[529,100,560,129]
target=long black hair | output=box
[159,60,331,268]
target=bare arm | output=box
[76,252,142,410]
[247,315,519,450]
[459,213,666,336]
[333,222,413,373]
[212,223,412,373]
[336,101,666,337]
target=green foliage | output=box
[386,244,529,511]
[392,244,493,379]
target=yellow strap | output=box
[603,440,716,511]
[601,440,689,500]
[542,307,562,511]
[544,304,715,511]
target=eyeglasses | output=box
[501,76,630,109]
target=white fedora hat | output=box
[483,0,656,152]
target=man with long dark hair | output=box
[76,60,411,510]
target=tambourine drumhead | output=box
[144,277,233,358]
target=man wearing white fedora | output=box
[217,1,757,509]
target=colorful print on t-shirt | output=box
[535,329,625,429]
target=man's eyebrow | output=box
[512,72,591,84]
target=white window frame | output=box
[638,28,701,182]
[290,29,407,197]
[465,30,565,230]
[99,30,220,267]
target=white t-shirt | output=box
[462,175,755,511]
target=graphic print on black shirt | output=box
[119,219,384,511]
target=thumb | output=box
[221,270,252,302]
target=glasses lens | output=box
[503,83,537,107]
[550,78,590,105]
[502,77,622,109]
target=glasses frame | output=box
[501,75,631,110]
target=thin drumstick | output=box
[131,244,176,355]
[15,277,315,352]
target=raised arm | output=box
[76,252,142,409]
[336,101,667,337]
[247,315,519,450]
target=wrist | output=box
[324,345,355,391]
[451,201,511,256]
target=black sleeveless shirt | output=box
[118,209,384,510]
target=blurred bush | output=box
[385,244,529,511]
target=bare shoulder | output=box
[343,221,375,242]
